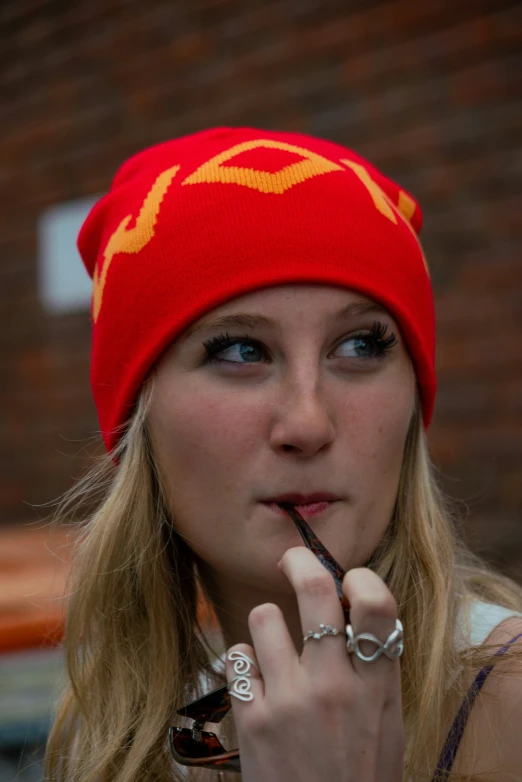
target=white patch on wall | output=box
[38,196,101,314]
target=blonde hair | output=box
[44,376,522,781]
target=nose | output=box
[269,377,335,458]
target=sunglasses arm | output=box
[279,503,350,623]
[176,682,232,725]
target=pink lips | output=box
[265,501,333,518]
[266,492,340,505]
[262,493,340,518]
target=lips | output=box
[263,492,340,505]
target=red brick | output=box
[0,0,520,582]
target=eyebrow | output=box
[182,300,389,341]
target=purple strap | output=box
[432,631,522,780]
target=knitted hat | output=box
[78,127,436,455]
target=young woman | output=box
[44,128,522,781]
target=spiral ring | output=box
[227,650,259,702]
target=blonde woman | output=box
[45,128,522,781]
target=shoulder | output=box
[462,598,522,647]
[452,616,522,779]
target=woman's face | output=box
[147,285,416,594]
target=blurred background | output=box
[1,0,521,778]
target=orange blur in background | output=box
[0,524,218,654]
[0,526,69,654]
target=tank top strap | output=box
[432,631,522,779]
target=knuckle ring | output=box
[346,618,404,663]
[226,650,259,702]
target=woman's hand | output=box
[225,546,404,782]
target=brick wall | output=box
[1,0,520,580]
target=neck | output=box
[196,561,306,656]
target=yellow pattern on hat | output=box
[93,165,180,322]
[182,139,344,194]
[93,142,429,324]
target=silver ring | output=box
[303,623,343,643]
[346,618,404,663]
[226,650,258,701]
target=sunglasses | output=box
[169,503,350,773]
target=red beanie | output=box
[78,127,436,455]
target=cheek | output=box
[347,362,414,449]
[367,392,411,464]
[340,375,414,506]
[148,383,265,500]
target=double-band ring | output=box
[346,618,404,662]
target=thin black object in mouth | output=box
[278,502,350,624]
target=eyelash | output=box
[202,321,398,364]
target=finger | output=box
[225,643,264,708]
[342,568,402,684]
[247,602,297,695]
[376,693,405,780]
[278,546,347,665]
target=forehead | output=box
[182,284,392,339]
[215,283,381,308]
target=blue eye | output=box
[203,333,266,364]
[335,336,387,359]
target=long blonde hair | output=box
[44,375,522,781]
